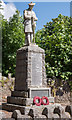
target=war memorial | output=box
[2,2,72,119]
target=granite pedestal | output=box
[15,44,47,91]
[2,44,54,113]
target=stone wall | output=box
[11,104,72,119]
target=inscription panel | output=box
[31,90,49,98]
[31,52,42,86]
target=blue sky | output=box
[5,2,70,31]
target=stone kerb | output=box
[11,104,71,119]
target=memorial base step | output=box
[7,96,54,106]
[3,103,70,119]
[2,103,25,114]
[7,97,33,106]
[2,97,54,114]
[11,88,51,98]
[2,103,59,115]
[11,91,28,98]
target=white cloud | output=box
[0,0,17,21]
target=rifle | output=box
[31,17,36,43]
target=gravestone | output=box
[2,2,54,114]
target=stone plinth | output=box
[14,44,47,91]
[2,44,54,114]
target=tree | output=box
[0,1,3,74]
[2,10,25,76]
[35,14,72,90]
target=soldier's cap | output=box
[28,2,35,6]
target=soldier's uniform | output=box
[24,2,38,45]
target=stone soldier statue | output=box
[24,2,38,45]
